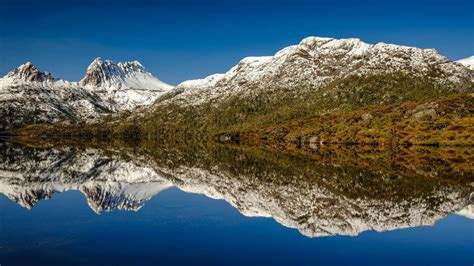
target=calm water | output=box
[0,139,473,265]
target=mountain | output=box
[9,36,474,139]
[0,63,111,131]
[457,55,474,70]
[0,58,172,131]
[166,37,472,107]
[5,62,54,82]
[81,57,172,89]
[97,36,472,141]
[80,57,173,111]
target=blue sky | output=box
[1,0,473,85]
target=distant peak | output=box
[5,62,54,82]
[88,57,103,66]
[86,57,144,70]
[80,58,171,90]
[86,57,111,69]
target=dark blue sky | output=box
[1,0,473,85]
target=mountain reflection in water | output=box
[0,139,472,238]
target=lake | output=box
[0,139,473,265]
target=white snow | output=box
[457,55,474,70]
[456,204,474,219]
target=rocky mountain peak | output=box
[80,57,149,87]
[5,62,54,82]
[118,60,145,72]
[80,57,121,86]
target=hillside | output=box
[215,93,474,146]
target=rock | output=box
[408,103,438,120]
[6,62,54,82]
[361,113,373,121]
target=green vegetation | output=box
[223,93,474,147]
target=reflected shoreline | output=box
[0,137,473,237]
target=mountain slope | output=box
[166,37,472,107]
[0,59,173,131]
[216,93,474,146]
[110,36,473,140]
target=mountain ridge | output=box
[165,36,473,107]
[0,58,173,131]
[4,36,474,140]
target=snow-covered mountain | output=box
[5,62,54,82]
[3,36,473,134]
[81,57,172,90]
[164,36,473,107]
[80,57,173,110]
[0,58,172,131]
[457,55,474,70]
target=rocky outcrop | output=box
[6,62,54,82]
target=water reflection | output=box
[0,139,472,237]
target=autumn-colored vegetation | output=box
[216,93,474,147]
